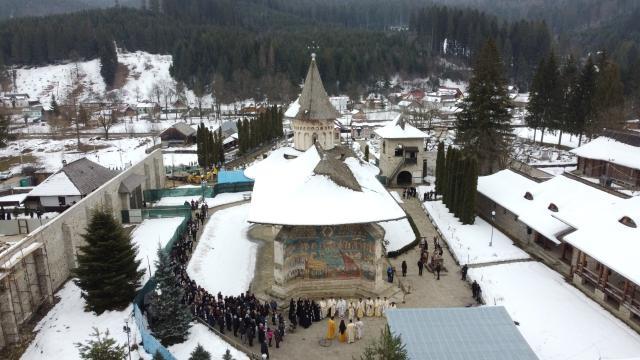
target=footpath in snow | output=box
[469,262,640,360]
[187,203,256,295]
[423,200,530,265]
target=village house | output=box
[136,101,161,118]
[24,158,119,212]
[1,93,30,109]
[160,122,197,146]
[571,130,640,189]
[476,169,640,332]
[374,115,428,186]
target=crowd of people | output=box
[322,297,397,344]
[155,216,288,359]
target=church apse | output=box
[279,224,377,283]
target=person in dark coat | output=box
[471,280,480,300]
[247,322,255,346]
[401,260,407,277]
[260,340,269,359]
[461,264,468,281]
[417,259,424,276]
[435,262,441,280]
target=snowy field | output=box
[163,153,198,167]
[132,217,184,283]
[187,203,256,295]
[0,137,158,174]
[423,200,530,265]
[379,219,415,253]
[469,262,640,360]
[21,282,144,360]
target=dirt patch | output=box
[0,155,37,171]
[112,62,130,90]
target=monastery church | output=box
[244,55,405,299]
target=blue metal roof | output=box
[217,170,253,185]
[386,307,539,360]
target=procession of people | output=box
[323,296,397,344]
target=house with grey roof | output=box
[160,122,197,146]
[24,158,119,211]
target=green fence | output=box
[122,206,192,224]
[143,187,214,202]
[131,214,190,360]
[144,182,254,203]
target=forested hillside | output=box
[0,1,554,99]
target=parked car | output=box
[0,171,12,180]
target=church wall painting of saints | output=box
[280,225,377,282]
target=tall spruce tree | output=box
[435,142,445,195]
[456,39,512,175]
[527,51,562,145]
[558,55,579,147]
[189,344,212,360]
[74,210,144,314]
[364,145,370,161]
[461,156,478,225]
[525,58,546,142]
[99,38,118,89]
[571,57,597,146]
[0,114,9,148]
[442,145,453,205]
[593,55,625,132]
[150,247,192,346]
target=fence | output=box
[130,214,190,360]
[143,181,254,203]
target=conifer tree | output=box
[217,127,225,165]
[442,145,453,205]
[456,39,512,175]
[150,247,192,346]
[51,95,60,116]
[364,145,369,161]
[593,55,625,133]
[0,114,9,148]
[357,324,408,360]
[570,57,597,146]
[435,142,445,195]
[99,38,118,89]
[221,349,235,360]
[525,58,546,142]
[74,210,143,314]
[75,328,126,360]
[526,51,562,145]
[558,55,579,147]
[189,344,212,360]
[465,156,479,225]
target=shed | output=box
[386,307,538,360]
[160,122,197,145]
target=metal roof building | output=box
[386,307,539,360]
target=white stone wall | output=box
[378,137,426,185]
[0,150,165,349]
[292,119,336,151]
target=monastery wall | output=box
[0,150,165,349]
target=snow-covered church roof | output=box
[374,114,428,139]
[245,145,405,226]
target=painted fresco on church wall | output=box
[280,225,377,282]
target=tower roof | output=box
[295,54,340,121]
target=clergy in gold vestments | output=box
[346,320,356,343]
[326,317,337,340]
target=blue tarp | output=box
[217,170,253,185]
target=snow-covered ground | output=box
[422,200,530,265]
[469,262,640,360]
[513,127,583,149]
[389,191,404,203]
[154,192,250,208]
[21,282,144,360]
[204,192,251,208]
[187,203,256,295]
[163,153,198,168]
[165,323,248,360]
[15,59,105,109]
[0,137,158,174]
[380,219,415,253]
[132,217,184,283]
